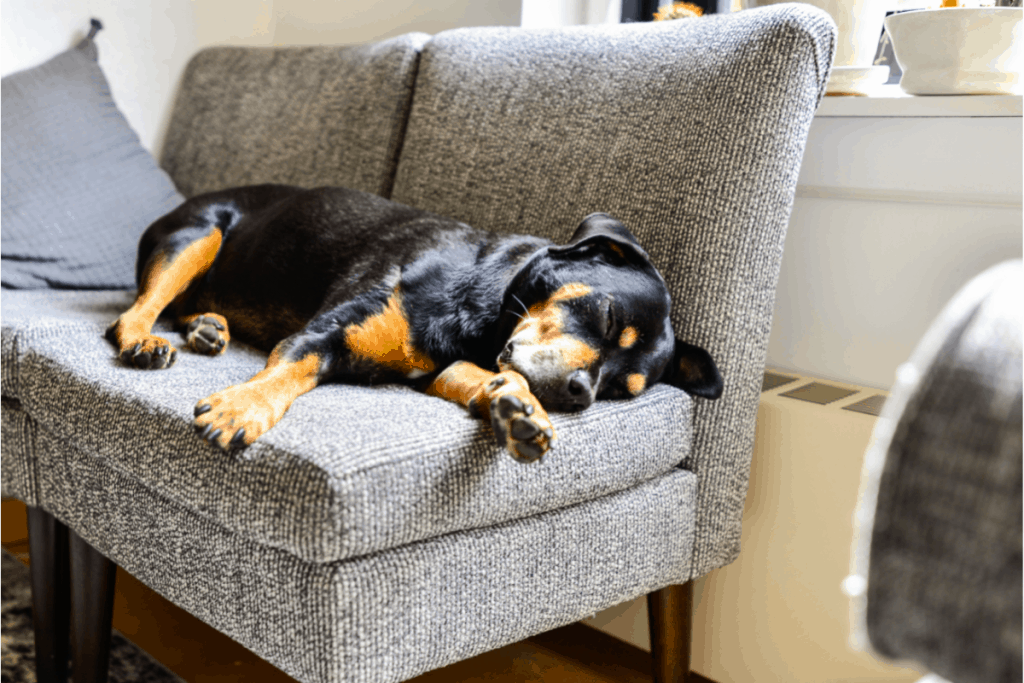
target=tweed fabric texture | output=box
[850,261,1022,683]
[31,416,697,683]
[2,289,693,563]
[160,34,429,199]
[391,5,836,578]
[1,38,183,290]
[1,401,36,504]
[1,290,132,503]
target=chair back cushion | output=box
[161,33,428,199]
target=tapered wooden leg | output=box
[69,529,118,683]
[648,581,694,683]
[26,506,71,683]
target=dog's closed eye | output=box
[600,297,616,339]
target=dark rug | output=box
[2,550,184,683]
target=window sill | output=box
[816,85,1023,118]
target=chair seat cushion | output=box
[2,289,693,562]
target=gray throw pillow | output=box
[1,30,183,289]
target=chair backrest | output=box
[160,34,428,199]
[390,5,836,577]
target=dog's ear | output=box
[662,339,723,399]
[550,213,651,264]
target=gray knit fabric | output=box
[850,261,1022,683]
[1,400,36,504]
[31,411,696,683]
[391,5,836,578]
[1,289,692,563]
[160,34,429,199]
[1,37,183,289]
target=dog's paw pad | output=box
[118,336,177,370]
[185,314,229,355]
[488,388,555,464]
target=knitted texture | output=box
[390,6,836,577]
[160,34,428,199]
[32,413,696,683]
[2,289,692,563]
[851,261,1022,683]
[1,38,183,289]
[1,400,36,503]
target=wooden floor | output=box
[3,499,717,683]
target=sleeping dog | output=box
[106,185,722,462]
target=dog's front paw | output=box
[183,314,230,355]
[479,373,556,463]
[106,321,178,369]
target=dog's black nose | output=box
[562,370,594,411]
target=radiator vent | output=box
[761,371,886,417]
[780,382,858,405]
[762,371,798,392]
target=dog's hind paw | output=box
[182,314,229,355]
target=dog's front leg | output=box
[427,361,556,463]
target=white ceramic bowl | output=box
[885,8,1023,95]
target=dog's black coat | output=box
[125,184,722,456]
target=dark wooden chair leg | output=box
[26,506,71,683]
[648,581,694,683]
[69,528,118,683]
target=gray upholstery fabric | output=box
[2,289,693,563]
[1,289,133,502]
[1,400,36,504]
[1,37,183,289]
[391,5,836,578]
[30,409,696,683]
[160,34,429,199]
[850,261,1022,683]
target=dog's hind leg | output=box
[192,335,322,451]
[106,224,223,369]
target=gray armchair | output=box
[2,7,836,682]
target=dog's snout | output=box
[499,342,514,364]
[562,370,594,411]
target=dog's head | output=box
[496,213,723,411]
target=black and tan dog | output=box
[106,185,722,463]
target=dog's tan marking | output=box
[546,282,592,304]
[344,289,435,377]
[109,228,222,358]
[619,326,638,349]
[426,361,500,411]
[627,373,646,395]
[512,282,598,371]
[194,348,321,449]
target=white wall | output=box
[769,106,1023,389]
[0,0,520,156]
